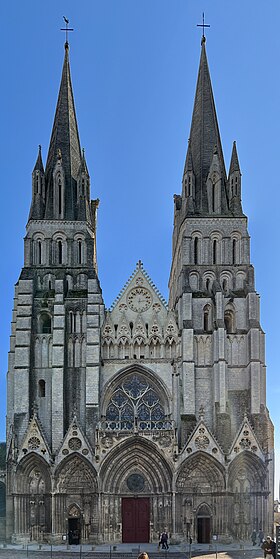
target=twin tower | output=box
[6,37,274,544]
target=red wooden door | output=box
[122,498,150,542]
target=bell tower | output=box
[169,36,274,535]
[6,41,104,541]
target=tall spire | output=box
[45,43,82,219]
[183,39,227,214]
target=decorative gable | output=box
[180,418,224,464]
[227,416,265,463]
[18,413,51,464]
[102,312,114,340]
[133,314,147,341]
[164,312,178,340]
[101,261,178,361]
[56,415,93,465]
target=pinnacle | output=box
[33,144,44,173]
[229,141,241,176]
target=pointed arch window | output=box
[105,374,169,431]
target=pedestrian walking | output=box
[261,536,275,558]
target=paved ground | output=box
[0,542,267,559]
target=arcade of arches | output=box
[9,383,269,544]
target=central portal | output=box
[122,497,150,543]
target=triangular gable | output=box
[164,312,179,340]
[56,415,94,464]
[180,419,224,464]
[228,416,265,462]
[18,414,51,464]
[109,261,167,312]
[133,314,147,341]
[102,311,115,340]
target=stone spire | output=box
[183,39,227,214]
[45,43,82,219]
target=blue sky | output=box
[0,1,279,497]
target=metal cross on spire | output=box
[60,16,74,47]
[197,12,210,43]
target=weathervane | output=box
[197,12,210,43]
[60,16,74,47]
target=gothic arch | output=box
[101,364,172,418]
[54,454,98,493]
[16,454,51,493]
[228,452,267,492]
[99,438,173,494]
[176,452,225,493]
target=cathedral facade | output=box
[6,36,274,544]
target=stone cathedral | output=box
[6,35,274,545]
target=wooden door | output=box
[122,497,150,542]
[197,516,210,543]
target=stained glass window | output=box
[105,373,167,431]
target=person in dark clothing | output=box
[251,529,257,545]
[160,531,169,549]
[261,536,275,558]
